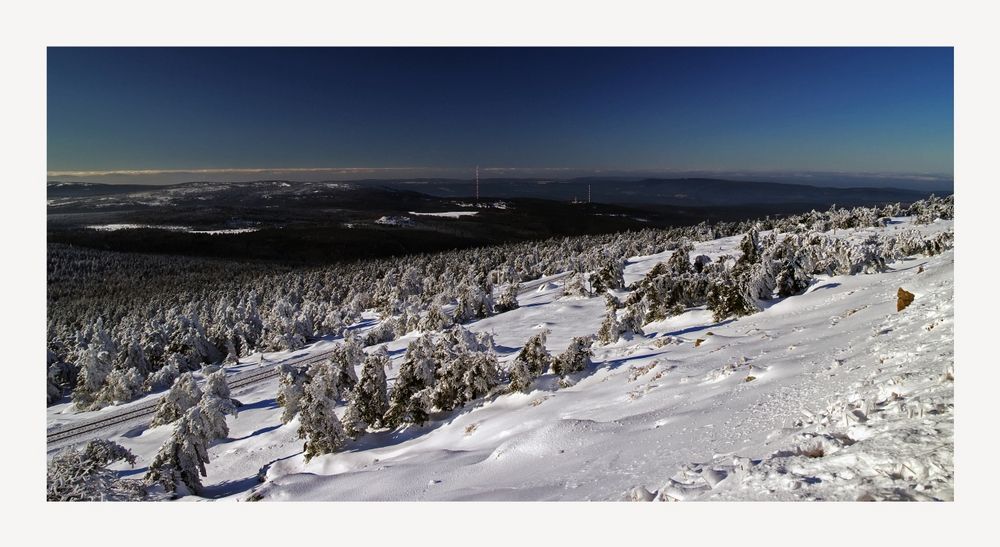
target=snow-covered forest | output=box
[46,195,954,501]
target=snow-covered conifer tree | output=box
[203,369,231,401]
[514,329,552,377]
[275,363,305,424]
[494,282,520,313]
[418,304,452,332]
[384,334,438,427]
[693,254,712,274]
[667,242,693,275]
[343,346,390,437]
[551,336,594,377]
[297,360,348,461]
[95,366,146,407]
[144,353,185,392]
[150,372,204,427]
[507,357,534,394]
[591,257,626,293]
[328,335,363,394]
[72,344,115,410]
[596,298,622,345]
[364,317,397,346]
[145,405,218,495]
[461,351,500,402]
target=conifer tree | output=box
[72,344,115,410]
[203,369,231,401]
[145,404,224,495]
[507,358,534,394]
[551,336,594,377]
[95,366,146,407]
[494,282,520,313]
[343,346,390,437]
[275,365,306,424]
[597,294,622,345]
[418,304,452,332]
[327,336,363,395]
[514,329,552,377]
[384,335,438,427]
[297,360,348,461]
[151,372,203,427]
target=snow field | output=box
[57,217,953,501]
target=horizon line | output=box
[47,166,954,181]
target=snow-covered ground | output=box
[52,217,954,501]
[408,211,479,218]
[84,224,260,234]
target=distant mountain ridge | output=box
[47,177,946,208]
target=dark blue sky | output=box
[48,47,953,185]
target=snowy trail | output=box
[80,217,951,501]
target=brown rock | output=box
[694,338,705,347]
[897,288,915,312]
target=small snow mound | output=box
[625,486,657,501]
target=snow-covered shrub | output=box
[513,329,552,381]
[94,366,146,407]
[591,256,626,293]
[419,304,452,332]
[48,440,140,501]
[364,318,397,346]
[431,351,500,411]
[494,282,520,313]
[561,272,593,298]
[551,336,594,377]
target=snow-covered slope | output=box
[59,217,953,501]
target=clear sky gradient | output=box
[47,47,953,186]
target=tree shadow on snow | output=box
[664,319,734,337]
[808,282,841,292]
[237,397,280,412]
[201,474,264,499]
[228,423,282,442]
[346,419,450,452]
[493,344,520,356]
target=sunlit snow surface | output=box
[50,217,954,501]
[85,224,260,235]
[408,211,479,218]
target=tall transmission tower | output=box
[475,165,480,202]
[588,184,592,204]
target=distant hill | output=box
[373,177,945,207]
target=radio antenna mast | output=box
[475,165,480,202]
[588,184,592,204]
